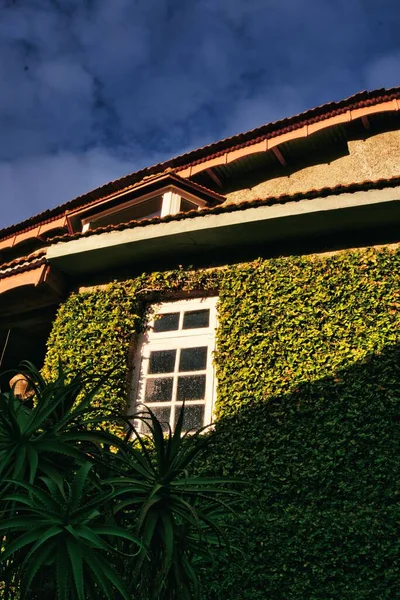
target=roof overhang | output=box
[0,217,68,252]
[2,89,400,246]
[47,186,400,275]
[0,264,48,296]
[66,172,225,233]
[177,99,400,178]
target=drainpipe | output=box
[0,329,11,391]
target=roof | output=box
[1,87,400,242]
[2,173,399,281]
[0,251,47,280]
[49,175,400,245]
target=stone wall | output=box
[225,129,400,204]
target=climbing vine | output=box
[44,246,400,599]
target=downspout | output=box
[0,329,11,371]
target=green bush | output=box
[44,246,400,599]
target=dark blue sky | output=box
[1,0,399,229]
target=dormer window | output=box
[82,195,163,232]
[67,173,225,234]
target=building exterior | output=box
[1,88,400,597]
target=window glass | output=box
[146,407,171,433]
[182,309,209,329]
[90,195,163,229]
[148,350,176,374]
[174,405,204,430]
[180,198,199,213]
[179,347,207,371]
[145,378,173,402]
[154,313,179,332]
[177,375,206,401]
[133,298,217,433]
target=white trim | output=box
[81,185,207,231]
[131,297,218,433]
[161,190,181,217]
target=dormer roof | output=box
[1,86,400,246]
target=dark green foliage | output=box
[0,364,237,600]
[111,407,239,600]
[205,346,400,599]
[44,246,400,599]
[43,283,143,425]
[0,465,140,600]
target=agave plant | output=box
[0,361,122,488]
[0,464,141,599]
[110,407,242,600]
[0,362,242,600]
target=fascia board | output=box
[47,187,400,274]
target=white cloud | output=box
[0,0,399,226]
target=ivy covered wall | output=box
[44,246,400,599]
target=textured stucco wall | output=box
[225,129,400,204]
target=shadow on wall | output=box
[223,135,350,194]
[202,343,400,600]
[0,327,52,392]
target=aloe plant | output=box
[0,362,121,487]
[0,362,241,600]
[111,407,241,600]
[0,464,141,599]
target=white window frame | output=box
[82,186,206,232]
[130,296,218,433]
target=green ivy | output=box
[44,282,141,426]
[44,246,400,599]
[43,270,221,421]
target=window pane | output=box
[154,313,179,332]
[175,405,205,431]
[145,377,173,402]
[91,196,163,229]
[142,406,171,433]
[179,347,207,372]
[177,375,206,401]
[182,309,209,329]
[149,350,176,374]
[180,198,198,213]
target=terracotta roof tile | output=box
[0,250,47,280]
[49,175,400,245]
[66,171,225,219]
[2,87,400,241]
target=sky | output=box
[1,0,399,229]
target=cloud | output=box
[0,0,399,226]
[0,149,141,229]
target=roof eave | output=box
[2,87,400,243]
[47,185,400,275]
